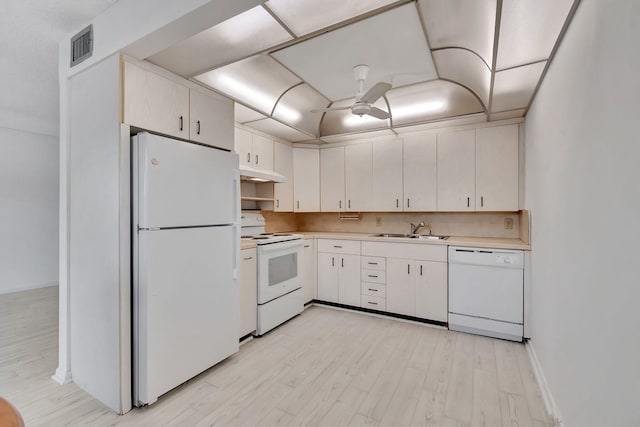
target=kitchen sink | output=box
[371,233,449,240]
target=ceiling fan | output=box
[312,64,392,119]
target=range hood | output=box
[239,164,286,183]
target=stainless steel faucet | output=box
[410,221,426,235]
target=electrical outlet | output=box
[376,217,382,226]
[504,218,514,230]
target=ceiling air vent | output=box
[70,25,93,67]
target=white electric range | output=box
[241,212,304,335]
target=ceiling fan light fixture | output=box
[351,102,371,116]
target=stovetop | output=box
[240,232,303,245]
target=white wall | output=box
[0,127,58,294]
[524,1,640,426]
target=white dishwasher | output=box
[448,246,524,342]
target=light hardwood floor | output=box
[0,287,552,427]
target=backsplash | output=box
[261,211,522,238]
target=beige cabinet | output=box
[293,148,320,212]
[437,129,476,211]
[234,127,253,167]
[403,134,437,211]
[475,124,519,211]
[273,142,294,212]
[302,239,317,303]
[320,146,346,212]
[317,239,361,306]
[252,134,274,171]
[238,248,257,338]
[189,88,233,150]
[123,61,190,140]
[372,140,403,211]
[345,142,373,211]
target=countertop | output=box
[240,241,257,250]
[296,231,530,250]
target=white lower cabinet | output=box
[415,261,448,322]
[302,239,316,303]
[239,248,257,338]
[386,258,416,317]
[317,240,360,306]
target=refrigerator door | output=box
[134,226,238,406]
[133,132,238,228]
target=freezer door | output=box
[134,226,238,406]
[134,132,238,228]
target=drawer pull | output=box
[368,275,378,278]
[367,262,378,265]
[333,245,343,248]
[243,257,253,260]
[368,301,378,305]
[368,288,378,292]
[304,245,310,248]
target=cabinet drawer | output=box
[317,239,361,255]
[361,269,385,284]
[361,295,386,311]
[361,256,385,270]
[361,282,386,298]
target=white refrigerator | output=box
[132,132,239,406]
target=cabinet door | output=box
[415,261,448,322]
[320,146,346,212]
[345,142,373,211]
[386,258,415,316]
[476,124,519,211]
[123,61,189,139]
[372,140,403,211]
[252,134,274,171]
[293,148,320,212]
[274,142,294,212]
[302,240,317,303]
[403,134,437,211]
[338,254,361,307]
[234,127,253,167]
[317,252,339,303]
[238,248,257,338]
[437,130,475,211]
[189,89,233,150]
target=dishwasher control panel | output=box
[448,247,524,269]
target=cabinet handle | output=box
[255,154,259,165]
[368,288,378,292]
[276,199,280,208]
[332,257,335,267]
[179,116,183,131]
[333,245,342,248]
[297,201,300,209]
[420,265,423,276]
[247,153,251,163]
[341,258,344,268]
[368,275,378,278]
[407,198,410,208]
[339,200,342,209]
[243,256,253,260]
[348,200,351,209]
[481,196,484,207]
[408,264,410,274]
[304,245,310,248]
[367,262,378,265]
[396,198,399,208]
[196,120,201,135]
[467,197,470,208]
[368,301,378,306]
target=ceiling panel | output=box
[432,48,491,108]
[497,0,574,70]
[393,114,486,134]
[194,55,301,115]
[246,118,314,142]
[265,0,398,37]
[272,3,437,101]
[490,109,526,121]
[320,98,390,136]
[234,103,267,123]
[320,129,397,144]
[147,6,292,77]
[273,84,330,136]
[491,61,546,112]
[418,0,496,67]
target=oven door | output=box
[257,239,303,304]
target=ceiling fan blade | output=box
[359,82,392,104]
[310,106,351,113]
[367,106,390,120]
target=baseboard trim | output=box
[0,281,58,295]
[525,341,565,427]
[52,367,72,385]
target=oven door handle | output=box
[258,239,304,253]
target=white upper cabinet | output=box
[234,127,253,167]
[293,148,320,212]
[437,130,476,211]
[320,146,346,212]
[476,124,519,211]
[273,142,294,212]
[403,134,437,212]
[372,140,403,211]
[189,88,233,150]
[345,142,373,211]
[123,61,190,140]
[252,134,274,171]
